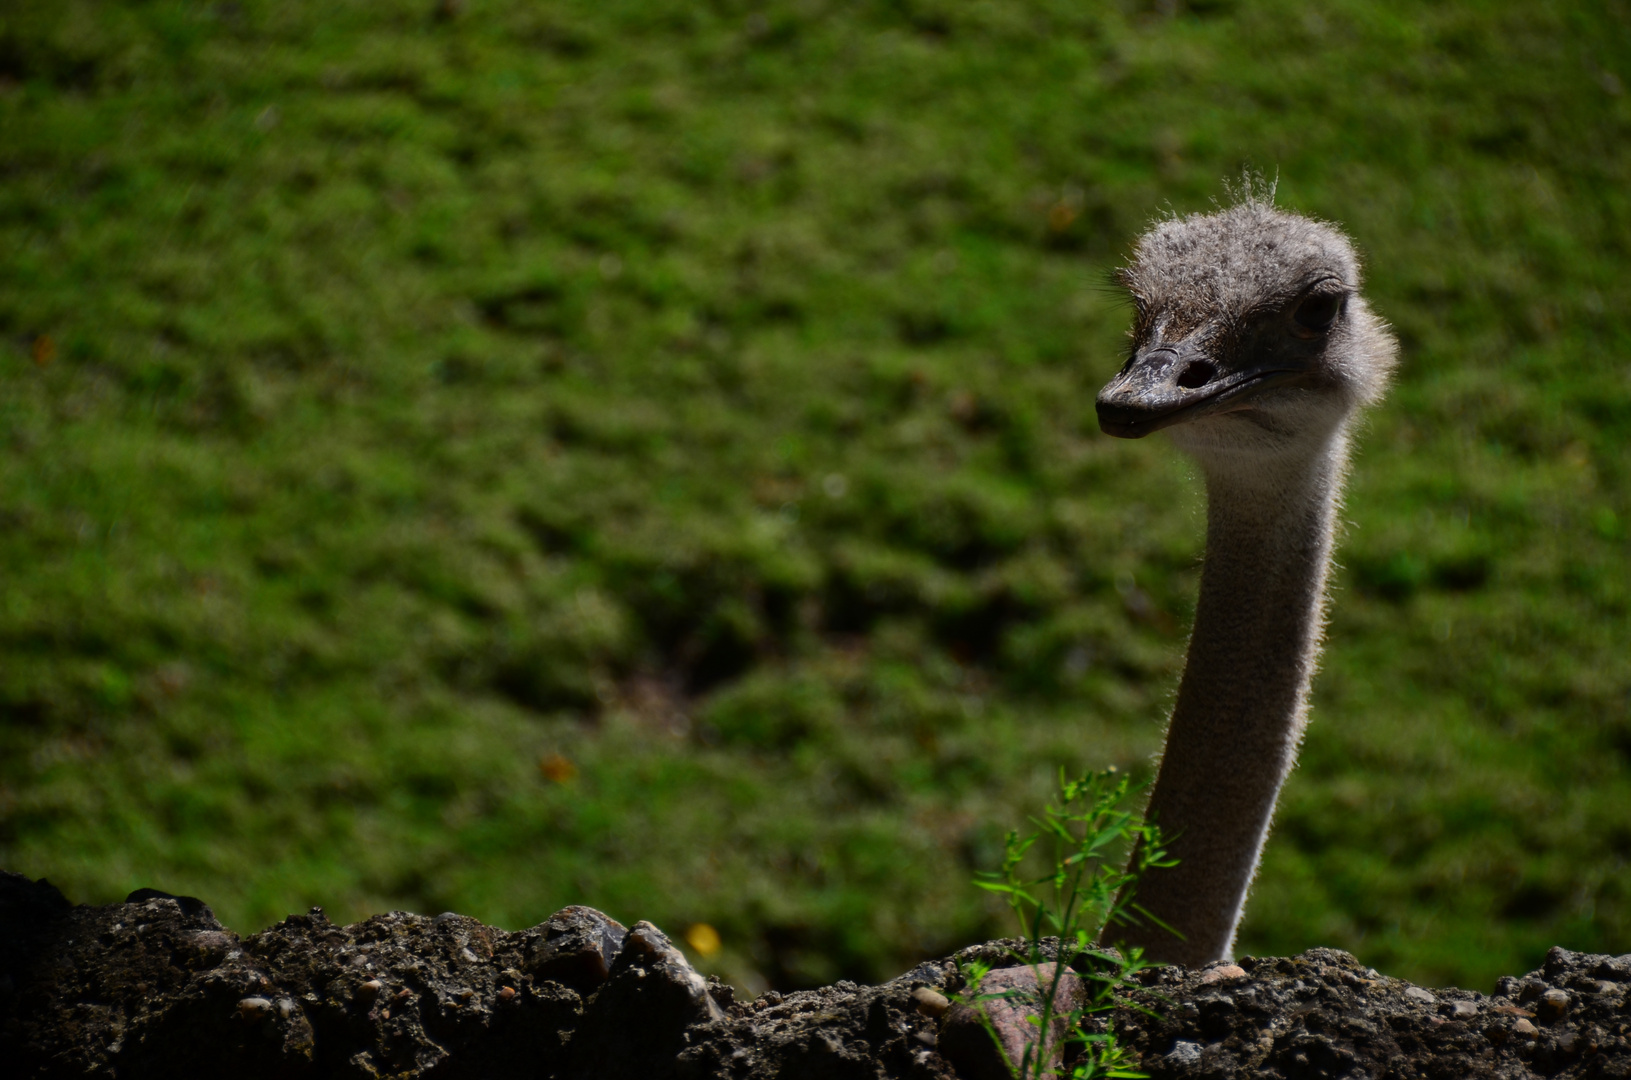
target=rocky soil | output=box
[4,870,1630,1079]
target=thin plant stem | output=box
[959,768,1177,1078]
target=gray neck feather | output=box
[1118,432,1349,965]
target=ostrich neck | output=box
[1118,433,1350,965]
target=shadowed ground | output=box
[5,872,1628,1079]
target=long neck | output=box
[1116,433,1350,965]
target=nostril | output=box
[1176,361,1216,390]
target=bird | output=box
[1094,191,1398,966]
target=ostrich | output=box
[1095,194,1398,966]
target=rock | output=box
[1538,987,1570,1022]
[567,920,727,1076]
[1198,964,1247,985]
[939,962,1084,1080]
[516,905,628,993]
[912,986,951,1017]
[1513,1017,1540,1037]
[1448,999,1479,1020]
[237,996,275,1021]
[1404,986,1437,1005]
[1168,1040,1204,1065]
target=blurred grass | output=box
[1,0,1628,994]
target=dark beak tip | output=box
[1094,398,1151,440]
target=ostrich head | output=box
[1096,199,1397,463]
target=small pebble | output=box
[1167,1041,1203,1065]
[276,998,297,1019]
[1557,1031,1579,1053]
[1450,1000,1479,1020]
[498,986,517,1002]
[237,996,274,1022]
[1405,987,1437,1005]
[358,979,383,1001]
[1199,964,1247,985]
[1538,989,1570,1022]
[394,987,413,1003]
[1513,1018,1539,1038]
[911,987,950,1017]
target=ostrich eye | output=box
[1293,291,1343,332]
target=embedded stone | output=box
[939,963,1084,1080]
[1538,988,1571,1022]
[519,905,628,992]
[1199,964,1248,984]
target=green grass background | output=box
[2,0,1628,995]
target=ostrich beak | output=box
[1096,338,1219,439]
[1096,341,1310,439]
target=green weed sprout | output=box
[960,768,1175,1079]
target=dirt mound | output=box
[3,871,1626,1078]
